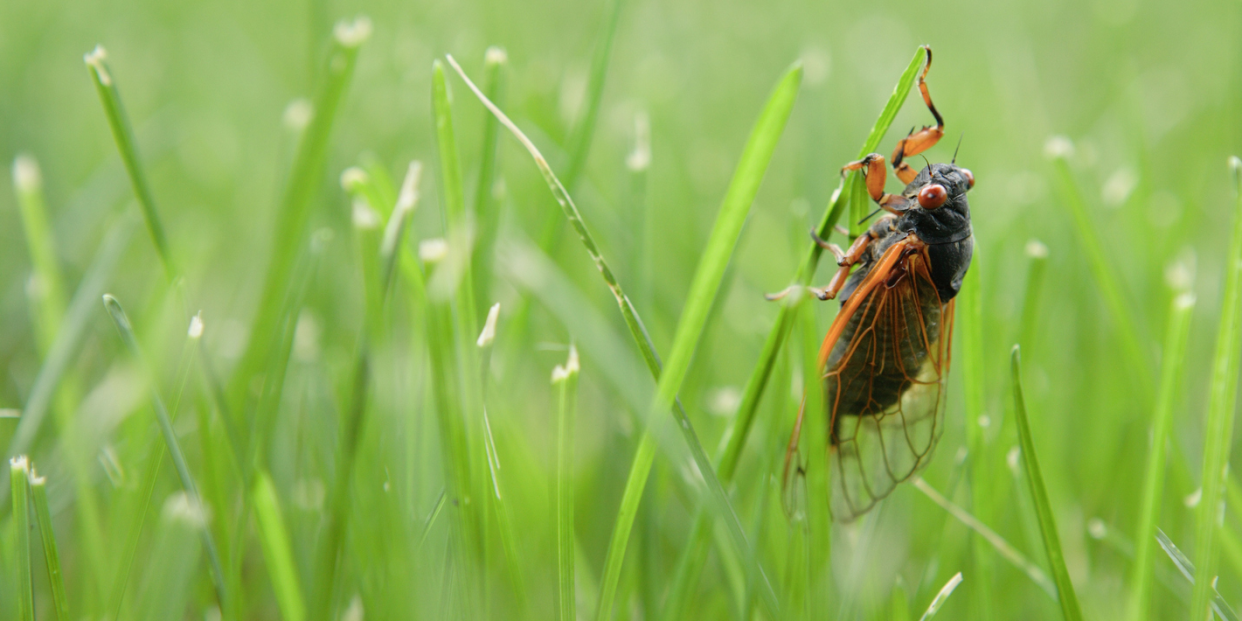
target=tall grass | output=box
[4,4,1242,620]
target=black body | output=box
[829,162,974,418]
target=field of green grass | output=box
[1,0,1241,619]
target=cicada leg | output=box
[765,229,878,302]
[891,46,945,184]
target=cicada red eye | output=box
[918,183,948,209]
[962,168,975,188]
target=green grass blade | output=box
[236,17,370,420]
[472,48,508,316]
[918,572,963,621]
[1191,157,1242,620]
[959,243,993,618]
[561,0,624,189]
[29,468,71,620]
[5,217,131,460]
[662,46,929,618]
[11,457,34,621]
[11,155,68,352]
[1155,528,1240,621]
[253,471,307,621]
[594,61,802,621]
[1128,292,1195,621]
[448,54,798,619]
[102,294,228,610]
[553,347,581,621]
[83,46,176,279]
[913,477,1057,599]
[1017,240,1049,351]
[11,154,109,607]
[1047,140,1151,402]
[1011,346,1083,620]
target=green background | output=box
[0,0,1240,618]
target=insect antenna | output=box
[951,133,964,164]
[857,206,884,225]
[920,154,932,170]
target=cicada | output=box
[775,47,974,522]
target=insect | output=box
[772,46,974,522]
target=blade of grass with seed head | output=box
[253,471,307,621]
[553,345,580,621]
[11,456,34,621]
[1012,345,1083,620]
[1155,528,1240,621]
[662,46,929,618]
[28,468,70,620]
[1127,292,1195,621]
[102,294,228,610]
[448,54,798,619]
[236,17,370,424]
[1191,157,1242,620]
[83,46,176,279]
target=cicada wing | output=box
[820,240,954,522]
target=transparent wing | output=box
[819,239,954,522]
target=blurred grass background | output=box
[1,0,1241,618]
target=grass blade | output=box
[662,45,929,618]
[29,468,70,620]
[1046,139,1151,402]
[102,294,228,610]
[913,477,1057,600]
[918,572,963,621]
[253,471,307,621]
[83,46,176,279]
[594,61,802,621]
[5,217,131,462]
[1155,528,1240,621]
[553,347,581,621]
[959,243,993,617]
[1128,292,1196,621]
[447,54,799,619]
[472,48,508,315]
[1191,157,1242,620]
[11,155,69,351]
[1011,345,1083,620]
[11,457,34,621]
[235,17,370,427]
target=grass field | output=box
[1,0,1241,619]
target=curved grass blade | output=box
[662,45,930,617]
[913,477,1056,600]
[918,572,964,621]
[1012,345,1082,620]
[103,294,228,610]
[1127,292,1195,621]
[1191,157,1242,620]
[446,54,799,620]
[1155,528,1240,621]
[83,46,176,279]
